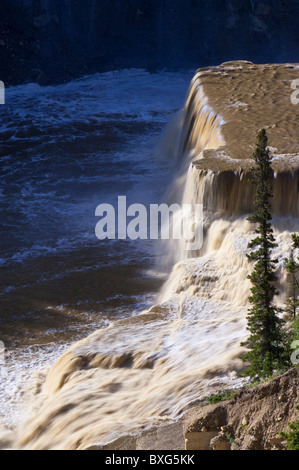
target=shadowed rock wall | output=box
[1,0,299,85]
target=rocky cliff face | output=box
[184,368,299,450]
[1,0,299,85]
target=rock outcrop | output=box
[181,61,299,217]
[86,423,185,451]
[183,368,299,450]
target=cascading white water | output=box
[8,71,299,450]
[159,80,225,268]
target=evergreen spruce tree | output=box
[284,234,299,320]
[293,315,299,342]
[290,315,299,369]
[241,129,285,378]
[284,234,299,366]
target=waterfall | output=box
[159,69,299,303]
[183,168,299,218]
[9,71,299,451]
[159,74,225,267]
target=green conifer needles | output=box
[242,129,285,378]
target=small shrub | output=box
[280,419,299,450]
[207,390,238,405]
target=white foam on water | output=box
[1,69,194,267]
[2,69,298,450]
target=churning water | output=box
[1,68,298,449]
[0,69,192,433]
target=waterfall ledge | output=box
[184,61,299,216]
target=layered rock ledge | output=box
[183,62,299,216]
[191,61,299,166]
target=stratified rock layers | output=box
[183,368,299,450]
[183,61,299,216]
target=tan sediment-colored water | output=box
[7,62,299,450]
[193,61,299,164]
[186,61,299,218]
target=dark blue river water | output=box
[0,69,192,348]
